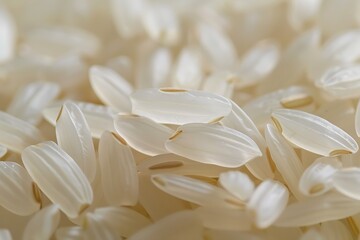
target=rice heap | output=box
[2,0,360,239]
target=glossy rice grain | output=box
[90,65,133,112]
[22,205,60,240]
[22,141,93,218]
[56,101,97,182]
[0,162,40,216]
[130,88,232,124]
[98,131,139,206]
[271,109,358,156]
[114,114,172,156]
[165,123,262,168]
[0,111,43,153]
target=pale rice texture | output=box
[2,0,360,239]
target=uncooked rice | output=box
[3,0,360,239]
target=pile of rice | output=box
[1,0,360,239]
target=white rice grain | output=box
[89,65,133,112]
[22,141,93,218]
[56,101,97,182]
[22,204,60,240]
[271,109,358,156]
[0,162,40,216]
[130,88,232,125]
[114,114,172,156]
[247,180,289,229]
[165,123,262,168]
[98,131,139,206]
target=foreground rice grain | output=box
[114,114,172,156]
[130,88,232,124]
[271,109,359,156]
[22,204,60,240]
[247,180,289,228]
[98,131,139,206]
[56,101,97,182]
[151,173,244,209]
[22,141,93,218]
[165,123,262,168]
[0,162,40,216]
[89,65,133,112]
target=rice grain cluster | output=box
[1,0,360,239]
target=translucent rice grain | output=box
[114,114,172,156]
[320,221,352,240]
[138,174,190,221]
[0,229,12,240]
[22,205,60,240]
[0,7,16,63]
[196,22,237,69]
[89,65,133,112]
[89,165,106,210]
[0,111,43,153]
[202,71,235,98]
[332,168,360,200]
[172,47,203,90]
[222,100,273,179]
[128,211,203,240]
[0,162,40,216]
[22,141,93,218]
[265,124,305,200]
[237,40,280,88]
[98,131,138,206]
[165,123,262,168]
[43,101,116,138]
[271,109,358,156]
[56,102,97,182]
[244,86,314,128]
[275,192,360,227]
[142,5,180,46]
[316,65,360,99]
[138,154,228,177]
[6,0,360,237]
[130,88,232,125]
[247,180,289,229]
[299,162,338,197]
[151,174,244,209]
[93,207,151,237]
[218,171,254,201]
[195,207,252,231]
[7,82,60,125]
[83,213,120,240]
